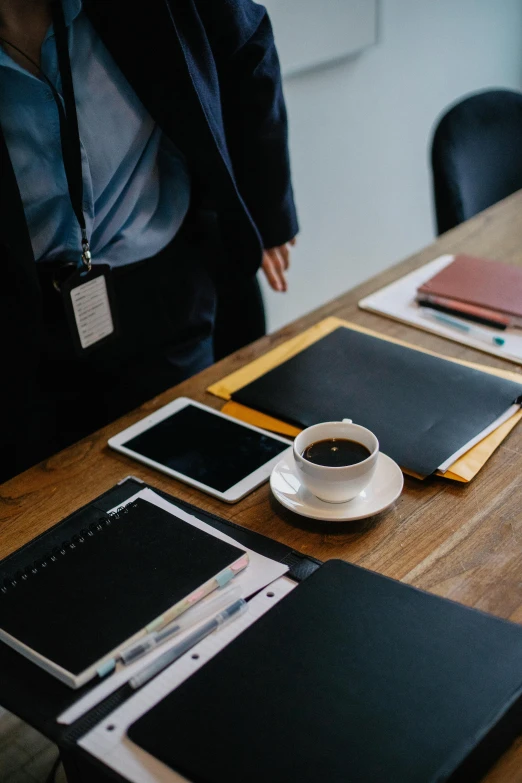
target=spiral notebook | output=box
[0,497,248,688]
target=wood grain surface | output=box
[2,192,522,781]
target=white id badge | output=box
[62,265,118,355]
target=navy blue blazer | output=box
[0,0,298,386]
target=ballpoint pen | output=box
[120,584,242,665]
[129,597,247,690]
[420,308,506,347]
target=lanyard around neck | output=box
[0,1,91,270]
[51,0,91,270]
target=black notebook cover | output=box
[0,498,246,685]
[128,560,522,783]
[232,326,522,475]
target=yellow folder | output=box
[207,317,522,482]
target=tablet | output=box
[108,398,292,503]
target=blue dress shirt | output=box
[0,0,190,267]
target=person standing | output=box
[0,0,298,482]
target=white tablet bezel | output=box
[108,397,292,503]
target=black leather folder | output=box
[129,559,522,783]
[232,325,522,476]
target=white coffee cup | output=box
[293,420,379,503]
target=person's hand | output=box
[261,237,297,292]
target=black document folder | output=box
[128,560,522,783]
[232,326,522,476]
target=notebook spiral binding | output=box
[0,501,139,594]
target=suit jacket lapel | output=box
[83,0,231,178]
[0,127,38,291]
[0,127,42,365]
[84,0,262,275]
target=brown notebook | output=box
[417,255,522,327]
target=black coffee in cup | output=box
[302,438,371,467]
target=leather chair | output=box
[431,89,522,235]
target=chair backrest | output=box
[431,89,522,235]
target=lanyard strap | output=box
[51,0,91,270]
[0,2,91,269]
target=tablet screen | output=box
[122,404,289,492]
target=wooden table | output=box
[3,191,522,781]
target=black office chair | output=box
[431,88,522,235]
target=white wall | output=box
[261,0,522,331]
[262,0,377,76]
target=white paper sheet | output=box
[79,576,297,783]
[437,403,520,472]
[58,489,288,725]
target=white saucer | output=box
[270,451,404,521]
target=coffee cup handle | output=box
[342,418,353,424]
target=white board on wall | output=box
[263,0,378,77]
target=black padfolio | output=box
[0,476,320,742]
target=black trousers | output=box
[213,273,266,361]
[2,215,218,483]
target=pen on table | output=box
[417,295,509,329]
[420,308,506,347]
[129,597,247,690]
[120,585,242,665]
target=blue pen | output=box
[120,585,242,665]
[420,309,505,347]
[129,598,247,690]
